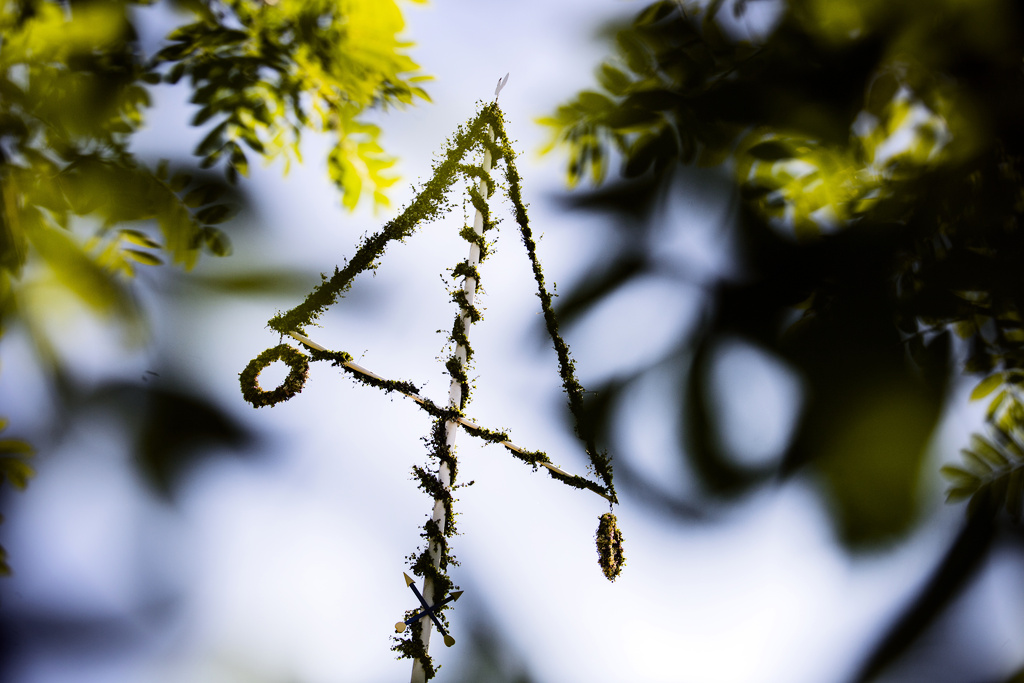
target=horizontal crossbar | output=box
[288,330,611,501]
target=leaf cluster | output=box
[153,0,430,207]
[943,430,1024,519]
[537,0,753,186]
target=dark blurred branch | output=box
[850,513,997,683]
[1002,663,1024,683]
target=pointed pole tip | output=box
[494,72,510,102]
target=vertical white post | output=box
[411,125,494,683]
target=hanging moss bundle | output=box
[596,512,625,582]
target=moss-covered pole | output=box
[410,121,495,683]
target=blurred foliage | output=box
[0,416,32,575]
[448,609,537,683]
[544,0,1024,679]
[88,381,251,498]
[154,0,429,207]
[0,0,429,570]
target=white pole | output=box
[410,124,494,683]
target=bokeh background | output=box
[2,1,1024,682]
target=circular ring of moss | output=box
[240,344,309,407]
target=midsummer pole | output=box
[409,74,509,683]
[241,75,622,680]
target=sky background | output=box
[2,1,1024,682]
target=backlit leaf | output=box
[124,249,163,266]
[970,373,1003,401]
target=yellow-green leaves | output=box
[856,64,978,175]
[156,0,430,210]
[90,229,164,278]
[971,372,1006,402]
[736,131,865,239]
[0,0,144,151]
[0,0,240,344]
[942,430,1024,519]
[27,218,135,319]
[967,372,1024,435]
[543,0,985,243]
[539,0,750,187]
[0,418,33,492]
[0,2,126,66]
[0,417,34,575]
[537,94,618,187]
[731,63,980,239]
[328,114,401,211]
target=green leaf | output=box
[617,29,654,77]
[201,226,232,256]
[169,173,192,193]
[0,439,32,455]
[970,373,1003,401]
[196,204,235,225]
[26,220,133,317]
[940,464,980,486]
[945,484,978,503]
[0,456,34,490]
[577,90,614,113]
[124,249,163,266]
[228,143,248,179]
[971,435,1010,468]
[947,430,1024,521]
[634,0,676,26]
[196,121,229,158]
[120,229,161,249]
[962,448,993,474]
[191,106,216,127]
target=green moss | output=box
[458,164,494,196]
[451,260,481,288]
[391,617,436,679]
[450,290,481,323]
[449,316,473,364]
[458,224,489,260]
[458,421,512,444]
[239,344,309,407]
